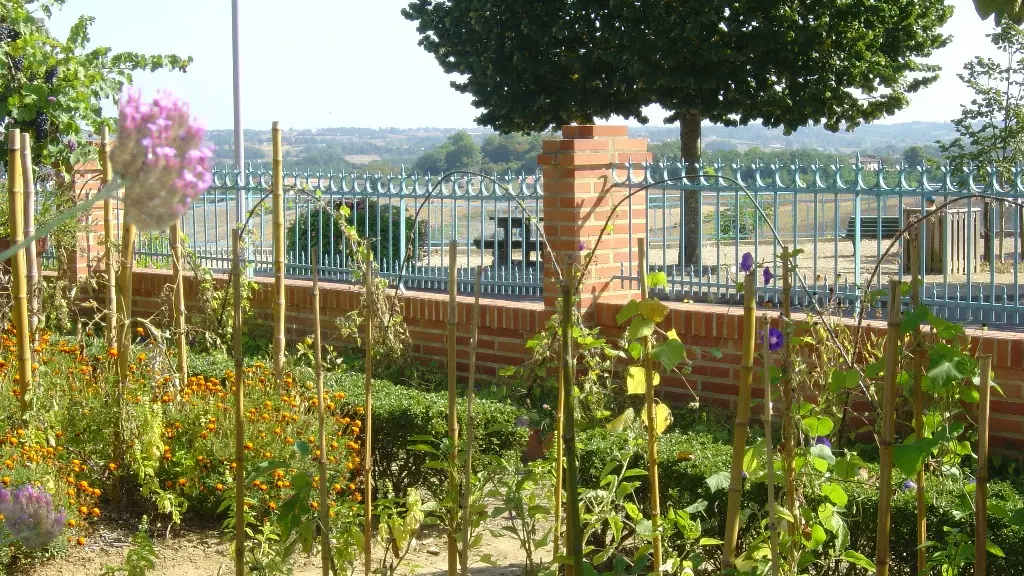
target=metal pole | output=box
[231,0,246,229]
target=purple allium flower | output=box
[766,327,784,352]
[111,87,214,231]
[0,485,66,549]
[763,266,774,286]
[814,436,832,448]
[740,252,755,274]
[515,415,529,428]
[66,138,78,152]
[902,479,917,492]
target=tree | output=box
[939,22,1024,261]
[412,130,481,173]
[480,132,543,174]
[404,0,952,268]
[413,142,450,174]
[0,0,191,170]
[975,0,1024,25]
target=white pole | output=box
[231,0,246,229]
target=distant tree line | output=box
[412,130,548,175]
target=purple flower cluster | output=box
[0,485,66,550]
[111,87,214,231]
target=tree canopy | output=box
[975,0,1024,25]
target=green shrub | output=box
[286,199,428,268]
[326,372,529,497]
[577,426,1024,576]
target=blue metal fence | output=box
[617,160,1024,326]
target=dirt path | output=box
[21,521,537,576]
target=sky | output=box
[48,0,1004,131]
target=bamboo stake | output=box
[272,121,286,383]
[780,247,798,573]
[100,127,116,349]
[876,279,901,576]
[170,223,188,389]
[445,240,461,576]
[114,202,136,499]
[362,254,374,576]
[910,245,927,576]
[312,249,331,576]
[762,317,780,576]
[232,229,246,576]
[553,338,565,564]
[460,266,483,576]
[560,259,584,576]
[637,240,662,573]
[6,130,30,415]
[976,355,993,576]
[19,133,37,342]
[723,271,756,568]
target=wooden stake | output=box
[446,240,461,576]
[312,249,331,576]
[114,202,137,499]
[6,130,30,415]
[762,317,780,576]
[272,121,286,383]
[876,279,902,576]
[19,133,37,342]
[232,229,246,576]
[976,355,993,576]
[637,239,662,573]
[723,272,756,568]
[780,247,798,573]
[100,127,117,349]
[460,266,483,576]
[170,223,188,389]
[560,259,584,576]
[910,245,927,576]
[362,254,374,576]
[553,336,565,564]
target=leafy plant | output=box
[488,460,555,576]
[101,516,159,576]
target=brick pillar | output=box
[539,125,650,314]
[65,160,118,284]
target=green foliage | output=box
[285,199,425,269]
[374,489,426,576]
[487,459,554,576]
[704,201,774,240]
[101,517,158,576]
[974,0,1024,25]
[0,0,190,169]
[326,372,528,497]
[939,21,1024,184]
[412,130,482,174]
[480,133,544,174]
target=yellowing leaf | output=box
[626,366,659,394]
[637,298,669,322]
[607,408,635,432]
[653,403,672,434]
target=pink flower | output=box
[110,87,214,230]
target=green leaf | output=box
[900,304,929,333]
[651,336,687,372]
[821,482,849,507]
[647,270,668,289]
[802,416,835,438]
[606,408,635,432]
[626,317,656,340]
[987,540,1006,558]
[842,550,876,572]
[706,471,730,493]
[810,524,827,550]
[616,300,639,325]
[892,432,946,477]
[698,537,723,546]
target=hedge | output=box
[577,426,1024,576]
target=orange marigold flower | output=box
[77,537,86,546]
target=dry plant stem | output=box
[876,279,901,576]
[232,230,246,576]
[723,273,756,568]
[560,260,584,576]
[460,267,483,576]
[19,133,37,342]
[312,249,331,576]
[170,223,188,389]
[100,127,117,349]
[6,131,30,415]
[910,248,927,576]
[272,121,286,383]
[976,355,993,576]
[761,318,780,576]
[637,240,662,573]
[780,247,798,572]
[446,240,461,576]
[362,255,374,576]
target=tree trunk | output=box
[679,111,702,271]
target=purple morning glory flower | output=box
[763,266,774,286]
[515,415,529,428]
[741,471,748,480]
[902,479,917,491]
[740,252,755,273]
[814,436,831,448]
[766,327,783,352]
[578,241,587,251]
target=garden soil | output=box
[22,520,538,576]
